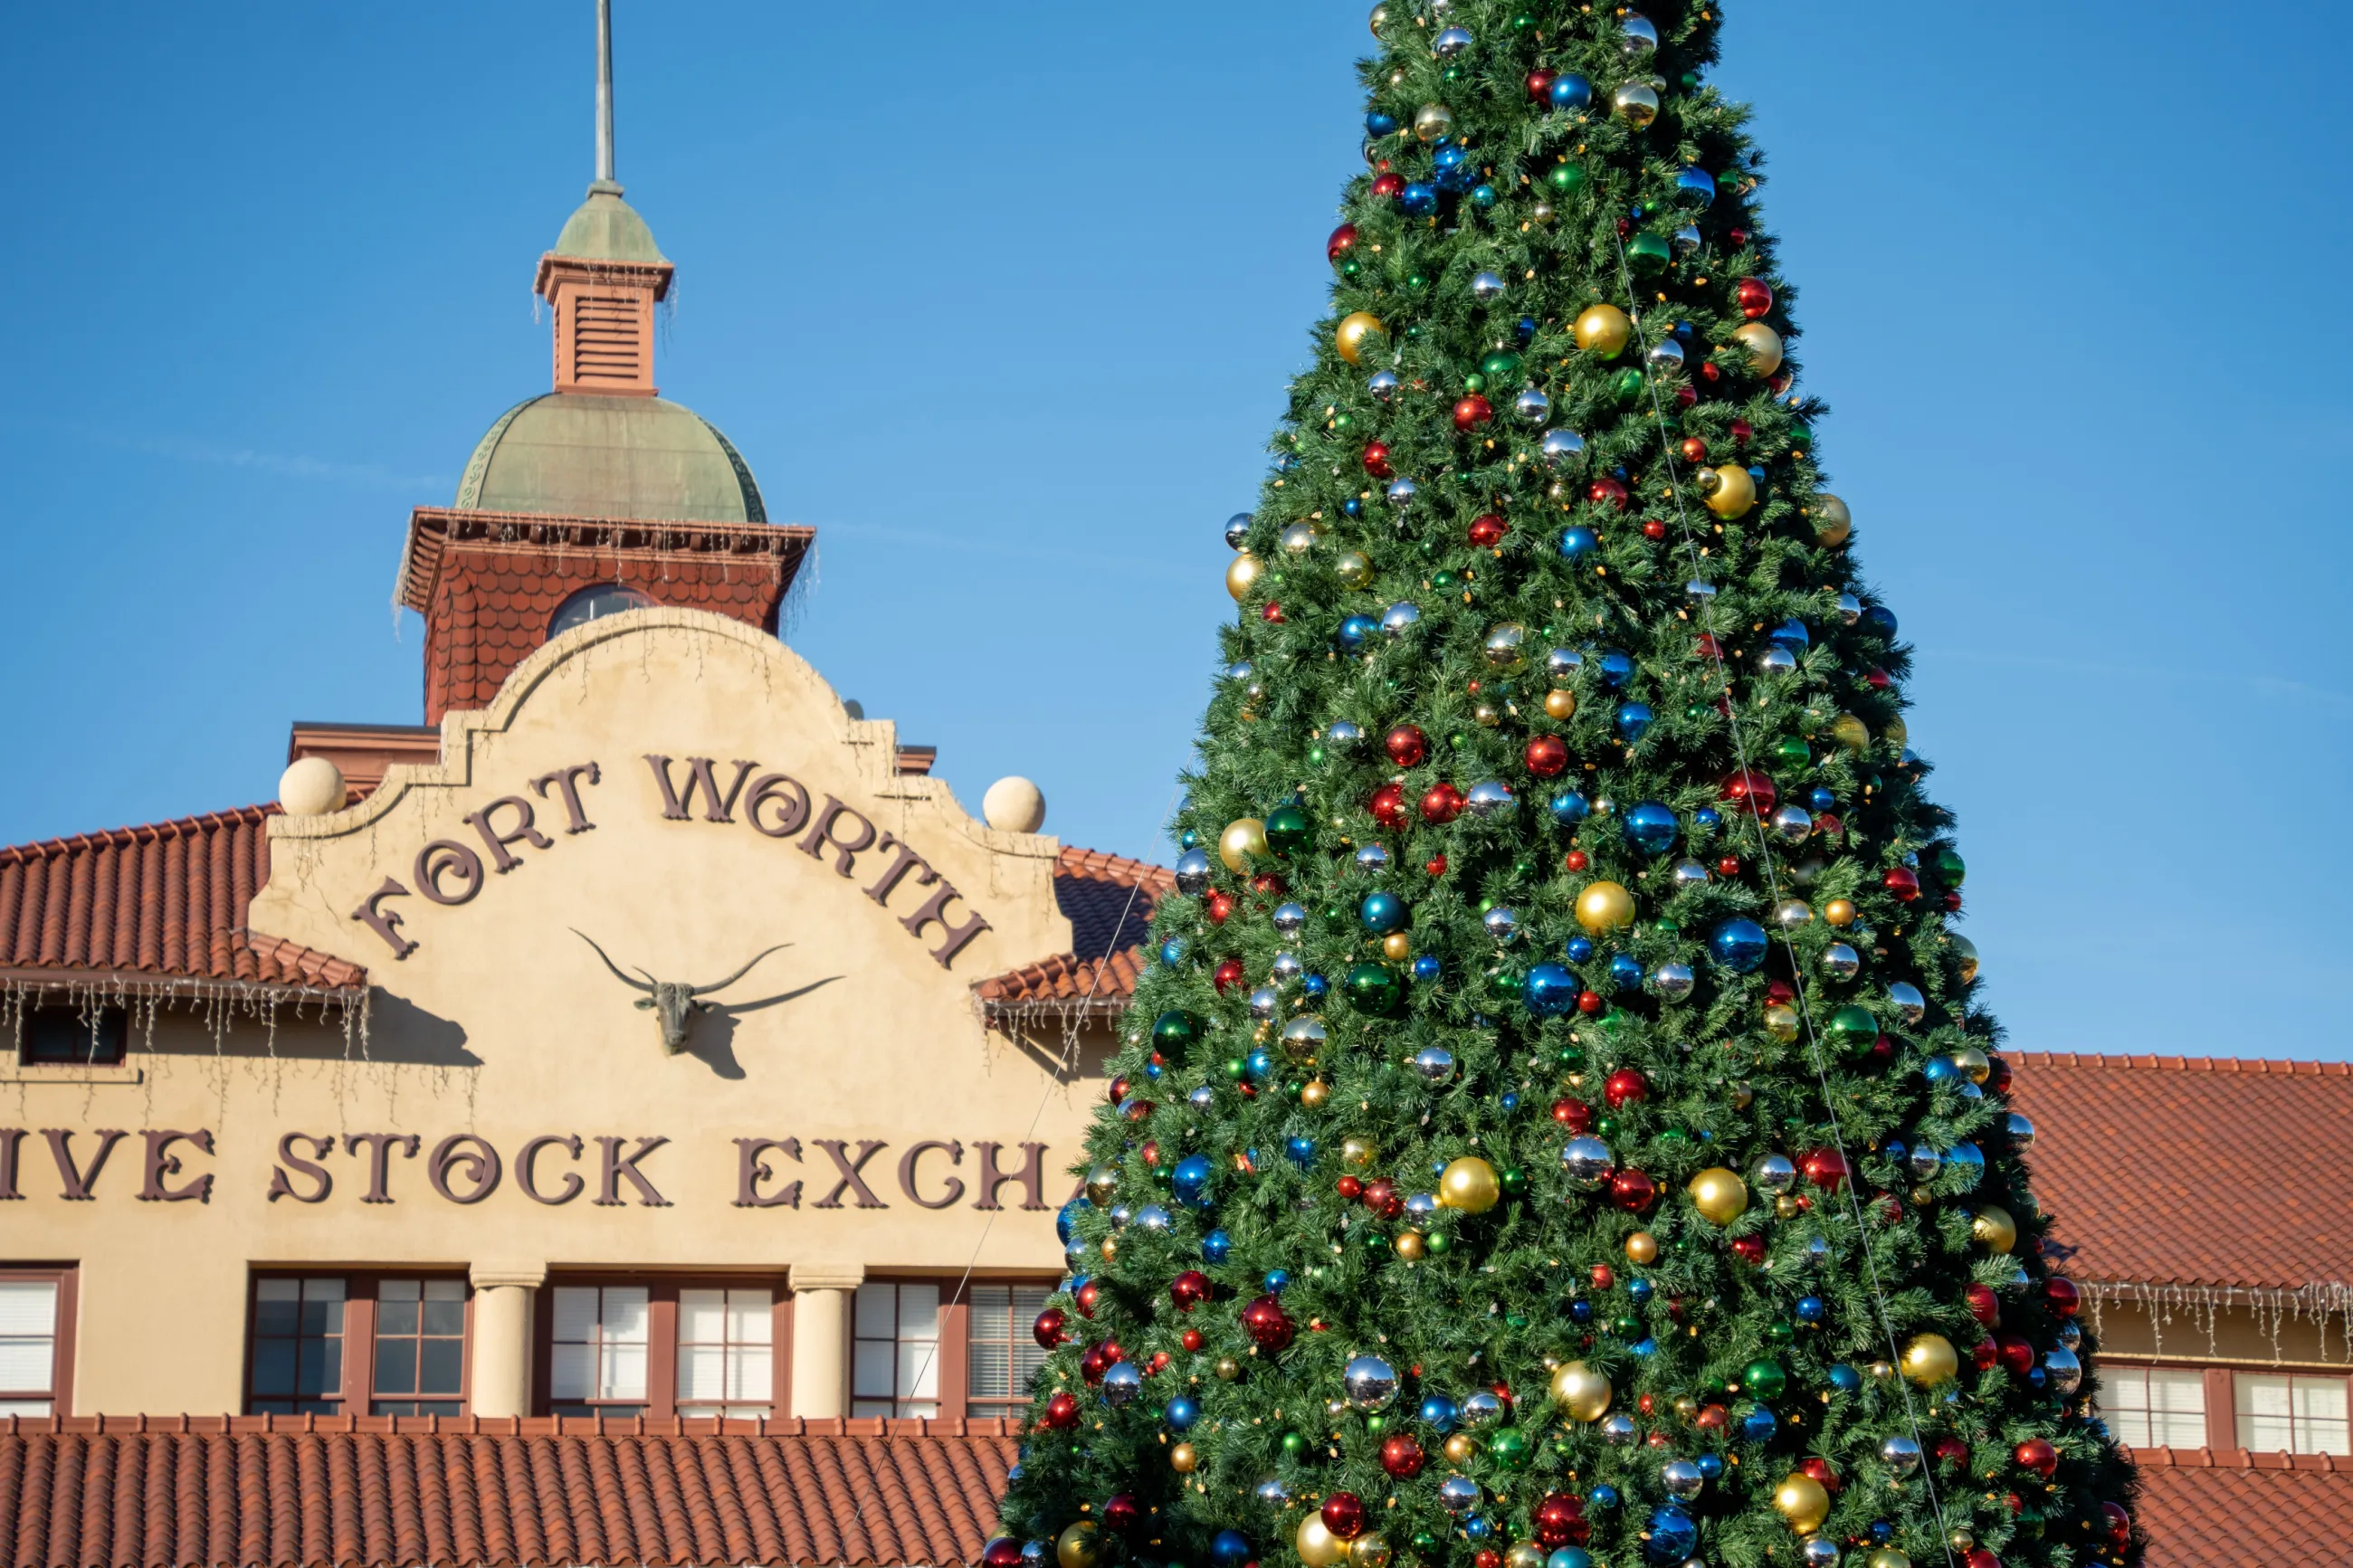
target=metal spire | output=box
[594,0,616,186]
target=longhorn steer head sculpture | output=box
[573,930,790,1055]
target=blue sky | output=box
[3,3,2348,1062]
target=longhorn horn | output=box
[572,929,656,993]
[689,944,793,998]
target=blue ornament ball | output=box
[1569,1299,1594,1323]
[1516,316,1538,345]
[1738,1406,1778,1443]
[1692,806,1721,830]
[1558,526,1599,560]
[1615,702,1654,742]
[1597,651,1635,687]
[1548,72,1594,111]
[1202,1229,1232,1263]
[1627,1278,1653,1303]
[1245,1049,1275,1081]
[1413,955,1443,983]
[1922,1056,1959,1085]
[1166,1394,1200,1430]
[1171,1155,1214,1208]
[1056,1198,1090,1244]
[1768,618,1810,651]
[1420,1392,1459,1430]
[1862,604,1899,638]
[1549,790,1591,824]
[1283,1137,1315,1168]
[1303,974,1330,999]
[1673,166,1716,208]
[1588,1484,1620,1509]
[1365,110,1398,138]
[1338,614,1379,651]
[1360,891,1408,934]
[1696,1453,1725,1479]
[1524,963,1578,1018]
[1463,1518,1492,1542]
[1621,800,1679,855]
[1342,496,1364,518]
[1644,1506,1698,1563]
[1264,1268,1291,1293]
[1159,939,1186,968]
[1548,1552,1596,1568]
[1794,1294,1826,1324]
[1470,183,1497,209]
[1809,785,1836,811]
[1710,917,1769,974]
[1399,181,1438,216]
[1212,1531,1253,1568]
[1827,1363,1863,1392]
[1606,953,1643,991]
[1566,936,1595,963]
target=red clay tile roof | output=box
[0,1416,1013,1568]
[2124,1444,2353,1566]
[975,847,1171,1023]
[0,807,367,999]
[2006,1052,2353,1292]
[399,508,815,725]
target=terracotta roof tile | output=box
[2124,1445,2353,1565]
[0,807,366,999]
[0,1420,1012,1568]
[2007,1052,2353,1290]
[976,848,1172,1022]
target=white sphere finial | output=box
[278,756,347,817]
[983,775,1046,833]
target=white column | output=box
[788,1263,864,1419]
[469,1261,548,1420]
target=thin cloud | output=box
[0,414,443,491]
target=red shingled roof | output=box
[976,847,1171,1022]
[0,1417,1013,1568]
[2126,1445,2353,1566]
[0,807,366,998]
[2006,1052,2353,1291]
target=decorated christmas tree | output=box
[996,5,2138,1568]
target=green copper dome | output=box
[551,180,668,265]
[455,394,766,523]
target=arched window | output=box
[549,584,654,637]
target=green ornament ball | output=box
[1766,1320,1796,1345]
[1425,1230,1453,1256]
[1463,372,1488,395]
[1224,1057,1249,1082]
[1613,367,1646,402]
[1431,569,1459,592]
[1487,1429,1530,1468]
[1264,805,1312,858]
[1499,1166,1528,1197]
[1825,1003,1878,1053]
[1934,847,1967,885]
[1775,737,1810,766]
[1345,962,1405,1017]
[1547,161,1586,195]
[1480,349,1524,382]
[1611,1313,1642,1337]
[1626,233,1672,269]
[1743,1358,1788,1399]
[1281,1430,1306,1456]
[1152,1010,1205,1050]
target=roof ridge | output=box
[1055,844,1176,891]
[2009,1049,2353,1078]
[0,803,278,866]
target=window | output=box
[966,1283,1053,1415]
[2097,1366,2206,1449]
[677,1288,774,1418]
[549,583,654,637]
[372,1279,467,1416]
[2236,1373,2351,1455]
[249,1278,346,1414]
[0,1273,71,1416]
[20,1004,127,1067]
[852,1281,939,1418]
[550,1286,650,1416]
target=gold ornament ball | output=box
[1901,1332,1959,1387]
[1337,550,1373,587]
[1867,1553,1912,1568]
[1687,1167,1749,1225]
[1395,1231,1427,1261]
[1773,1473,1831,1535]
[1086,1163,1119,1203]
[1612,80,1660,127]
[1732,320,1785,376]
[1382,932,1412,961]
[1443,1432,1478,1465]
[1218,817,1269,872]
[1544,689,1577,720]
[1506,1544,1547,1568]
[1281,521,1317,556]
[1949,1530,1977,1553]
[1367,5,1391,39]
[1703,463,1757,520]
[1882,714,1910,750]
[1549,1359,1613,1421]
[1100,1237,1118,1261]
[1438,1155,1500,1213]
[1483,622,1527,670]
[1215,1356,1241,1382]
[1812,493,1853,546]
[1954,1046,1992,1084]
[1297,1515,1348,1568]
[1573,303,1634,357]
[1058,1522,1099,1568]
[1412,103,1454,144]
[1225,551,1263,603]
[1764,1003,1801,1042]
[1337,311,1388,366]
[1950,934,1980,984]
[1342,1136,1380,1168]
[1170,1442,1197,1473]
[1730,1079,1755,1110]
[1823,898,1858,927]
[1300,1079,1331,1109]
[1972,1204,2018,1254]
[1529,199,1557,226]
[1624,1231,1660,1264]
[1829,713,1870,753]
[1575,879,1636,933]
[1774,1194,1799,1219]
[1350,1535,1393,1568]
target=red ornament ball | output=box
[1371,172,1405,200]
[1419,782,1464,824]
[1720,768,1777,815]
[1798,1457,1840,1493]
[1883,865,1921,902]
[1679,435,1708,463]
[1181,1326,1205,1352]
[1384,724,1430,767]
[1641,518,1668,540]
[1609,1168,1658,1212]
[1250,871,1287,897]
[1260,602,1284,624]
[1534,1493,1587,1548]
[1965,1283,2001,1326]
[1933,1435,1970,1467]
[1362,440,1394,479]
[1564,849,1589,871]
[1453,394,1494,432]
[1424,855,1447,877]
[1588,1265,1615,1290]
[1729,417,1754,443]
[1335,1174,1364,1201]
[1736,276,1774,319]
[1525,736,1568,777]
[1525,68,1556,101]
[1469,512,1508,546]
[1588,476,1629,510]
[1474,1552,1502,1568]
[1205,890,1235,925]
[1080,1343,1117,1384]
[2046,1277,2081,1316]
[1964,1549,2000,1568]
[2102,1502,2131,1548]
[2014,1439,2059,1479]
[1729,1234,1767,1266]
[1799,1148,1850,1192]
[985,1539,1025,1568]
[1212,960,1245,994]
[1320,1493,1367,1541]
[1033,1307,1069,1349]
[1369,783,1409,829]
[1107,1076,1130,1105]
[1604,1068,1649,1108]
[1327,223,1359,263]
[1240,1293,1294,1351]
[1170,1270,1211,1311]
[1715,855,1741,877]
[1380,1432,1426,1478]
[1674,384,1697,409]
[1042,1391,1081,1429]
[1577,990,1603,1016]
[1074,1280,1100,1317]
[1551,1098,1593,1131]
[1103,1494,1141,1533]
[1995,1334,2034,1377]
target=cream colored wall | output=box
[2,610,1110,1415]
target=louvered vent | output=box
[567,292,643,385]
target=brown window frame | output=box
[17,1003,128,1067]
[534,1273,792,1421]
[243,1269,473,1418]
[848,1276,1056,1422]
[0,1265,77,1416]
[958,1277,1058,1421]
